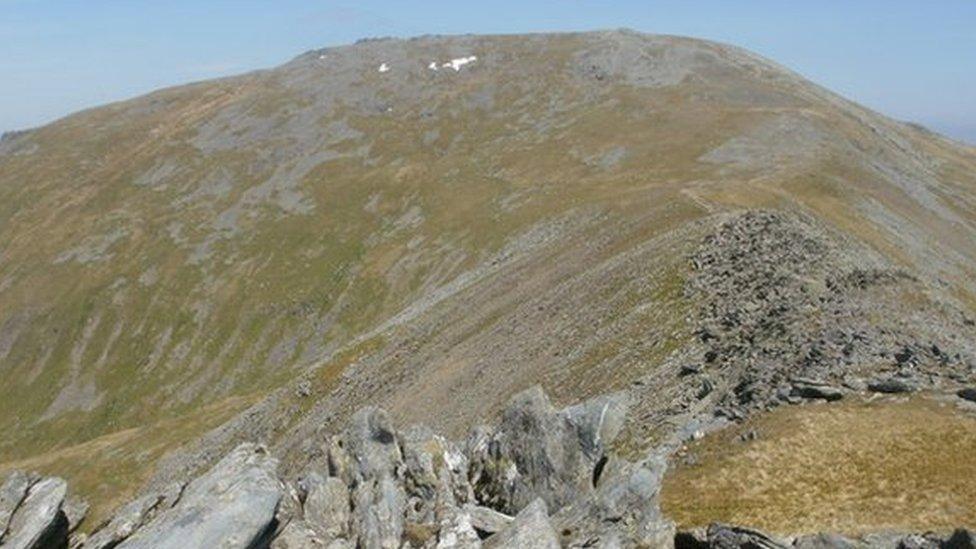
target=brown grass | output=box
[661,395,976,536]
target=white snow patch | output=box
[318,54,327,60]
[378,63,390,73]
[442,56,477,71]
[428,61,439,71]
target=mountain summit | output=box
[1,31,974,539]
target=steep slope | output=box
[1,30,975,527]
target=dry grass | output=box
[661,395,976,536]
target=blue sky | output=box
[2,1,974,143]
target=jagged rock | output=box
[117,443,281,549]
[468,387,625,515]
[62,496,88,535]
[896,533,941,548]
[482,499,559,549]
[302,473,349,540]
[957,388,976,403]
[706,523,788,548]
[552,455,674,548]
[82,483,183,549]
[327,407,406,549]
[791,381,844,402]
[269,519,325,548]
[793,532,855,548]
[0,471,37,540]
[464,505,512,535]
[399,425,474,528]
[867,378,917,394]
[944,529,976,549]
[432,509,480,548]
[2,476,68,549]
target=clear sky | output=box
[2,1,974,143]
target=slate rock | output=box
[464,504,512,535]
[2,476,68,549]
[706,523,788,548]
[944,529,976,549]
[867,378,916,394]
[117,443,282,549]
[0,471,37,540]
[302,473,349,540]
[483,499,559,549]
[791,382,844,402]
[957,388,976,403]
[82,483,183,549]
[793,532,855,548]
[269,519,325,548]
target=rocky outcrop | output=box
[675,524,976,549]
[114,444,281,549]
[6,385,972,548]
[0,474,68,549]
[4,387,673,548]
[685,211,976,420]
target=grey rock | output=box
[0,471,37,540]
[269,520,325,548]
[2,476,68,549]
[867,378,917,394]
[117,443,282,549]
[464,505,512,535]
[483,499,559,549]
[793,532,855,548]
[944,529,976,549]
[83,484,183,549]
[896,533,940,548]
[791,382,844,402]
[552,455,674,548]
[327,408,406,549]
[62,496,88,534]
[957,388,976,403]
[706,523,788,548]
[432,509,480,548]
[468,387,625,515]
[302,473,349,540]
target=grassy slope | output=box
[0,31,975,528]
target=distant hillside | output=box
[1,30,975,527]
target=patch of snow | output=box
[318,54,327,60]
[442,56,477,71]
[428,61,439,71]
[378,63,390,73]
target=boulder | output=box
[552,456,674,548]
[117,443,282,549]
[2,476,68,549]
[82,483,183,548]
[706,523,788,548]
[793,532,855,548]
[867,378,916,394]
[61,496,88,535]
[791,382,844,402]
[944,529,976,549]
[468,387,627,515]
[301,473,349,540]
[464,505,512,535]
[269,520,325,548]
[483,499,559,549]
[957,388,976,403]
[0,471,36,540]
[327,408,406,549]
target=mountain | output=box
[1,30,975,536]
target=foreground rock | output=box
[115,444,281,549]
[675,524,976,548]
[0,474,68,549]
[6,386,973,548]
